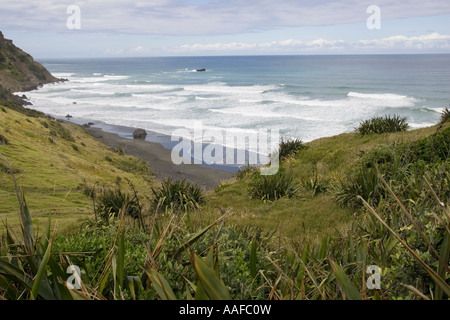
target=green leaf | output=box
[436,230,449,300]
[331,260,362,300]
[116,229,125,294]
[0,259,33,292]
[175,213,228,257]
[318,236,328,260]
[31,240,53,300]
[21,194,35,256]
[193,253,232,300]
[249,239,257,278]
[144,269,177,300]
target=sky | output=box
[0,0,449,58]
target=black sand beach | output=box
[82,124,236,190]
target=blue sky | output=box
[1,0,449,58]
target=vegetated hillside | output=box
[0,31,61,93]
[2,113,447,300]
[202,119,450,243]
[0,107,157,230]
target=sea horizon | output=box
[35,53,450,60]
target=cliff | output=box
[0,31,63,109]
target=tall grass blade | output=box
[31,239,53,300]
[0,153,36,256]
[401,284,431,300]
[436,231,449,300]
[330,260,362,300]
[0,259,33,292]
[193,253,232,300]
[116,229,125,294]
[144,269,177,300]
[175,211,229,257]
[249,239,257,278]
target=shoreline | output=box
[68,118,238,190]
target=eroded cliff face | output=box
[0,31,63,103]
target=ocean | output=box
[18,54,450,152]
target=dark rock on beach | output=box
[133,128,147,140]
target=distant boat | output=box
[196,68,206,72]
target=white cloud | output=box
[174,33,450,53]
[1,0,450,35]
[354,33,450,50]
[131,46,144,53]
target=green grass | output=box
[199,120,450,243]
[0,107,157,230]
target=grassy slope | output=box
[202,122,446,243]
[0,106,157,231]
[1,102,446,243]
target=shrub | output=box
[236,164,257,180]
[47,120,74,142]
[71,144,80,152]
[78,180,96,198]
[276,138,307,160]
[249,170,298,201]
[115,157,149,175]
[116,147,124,156]
[399,126,450,164]
[438,107,450,127]
[96,188,142,220]
[356,115,409,135]
[151,178,205,213]
[0,134,9,145]
[335,165,380,208]
[360,144,396,168]
[300,164,330,196]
